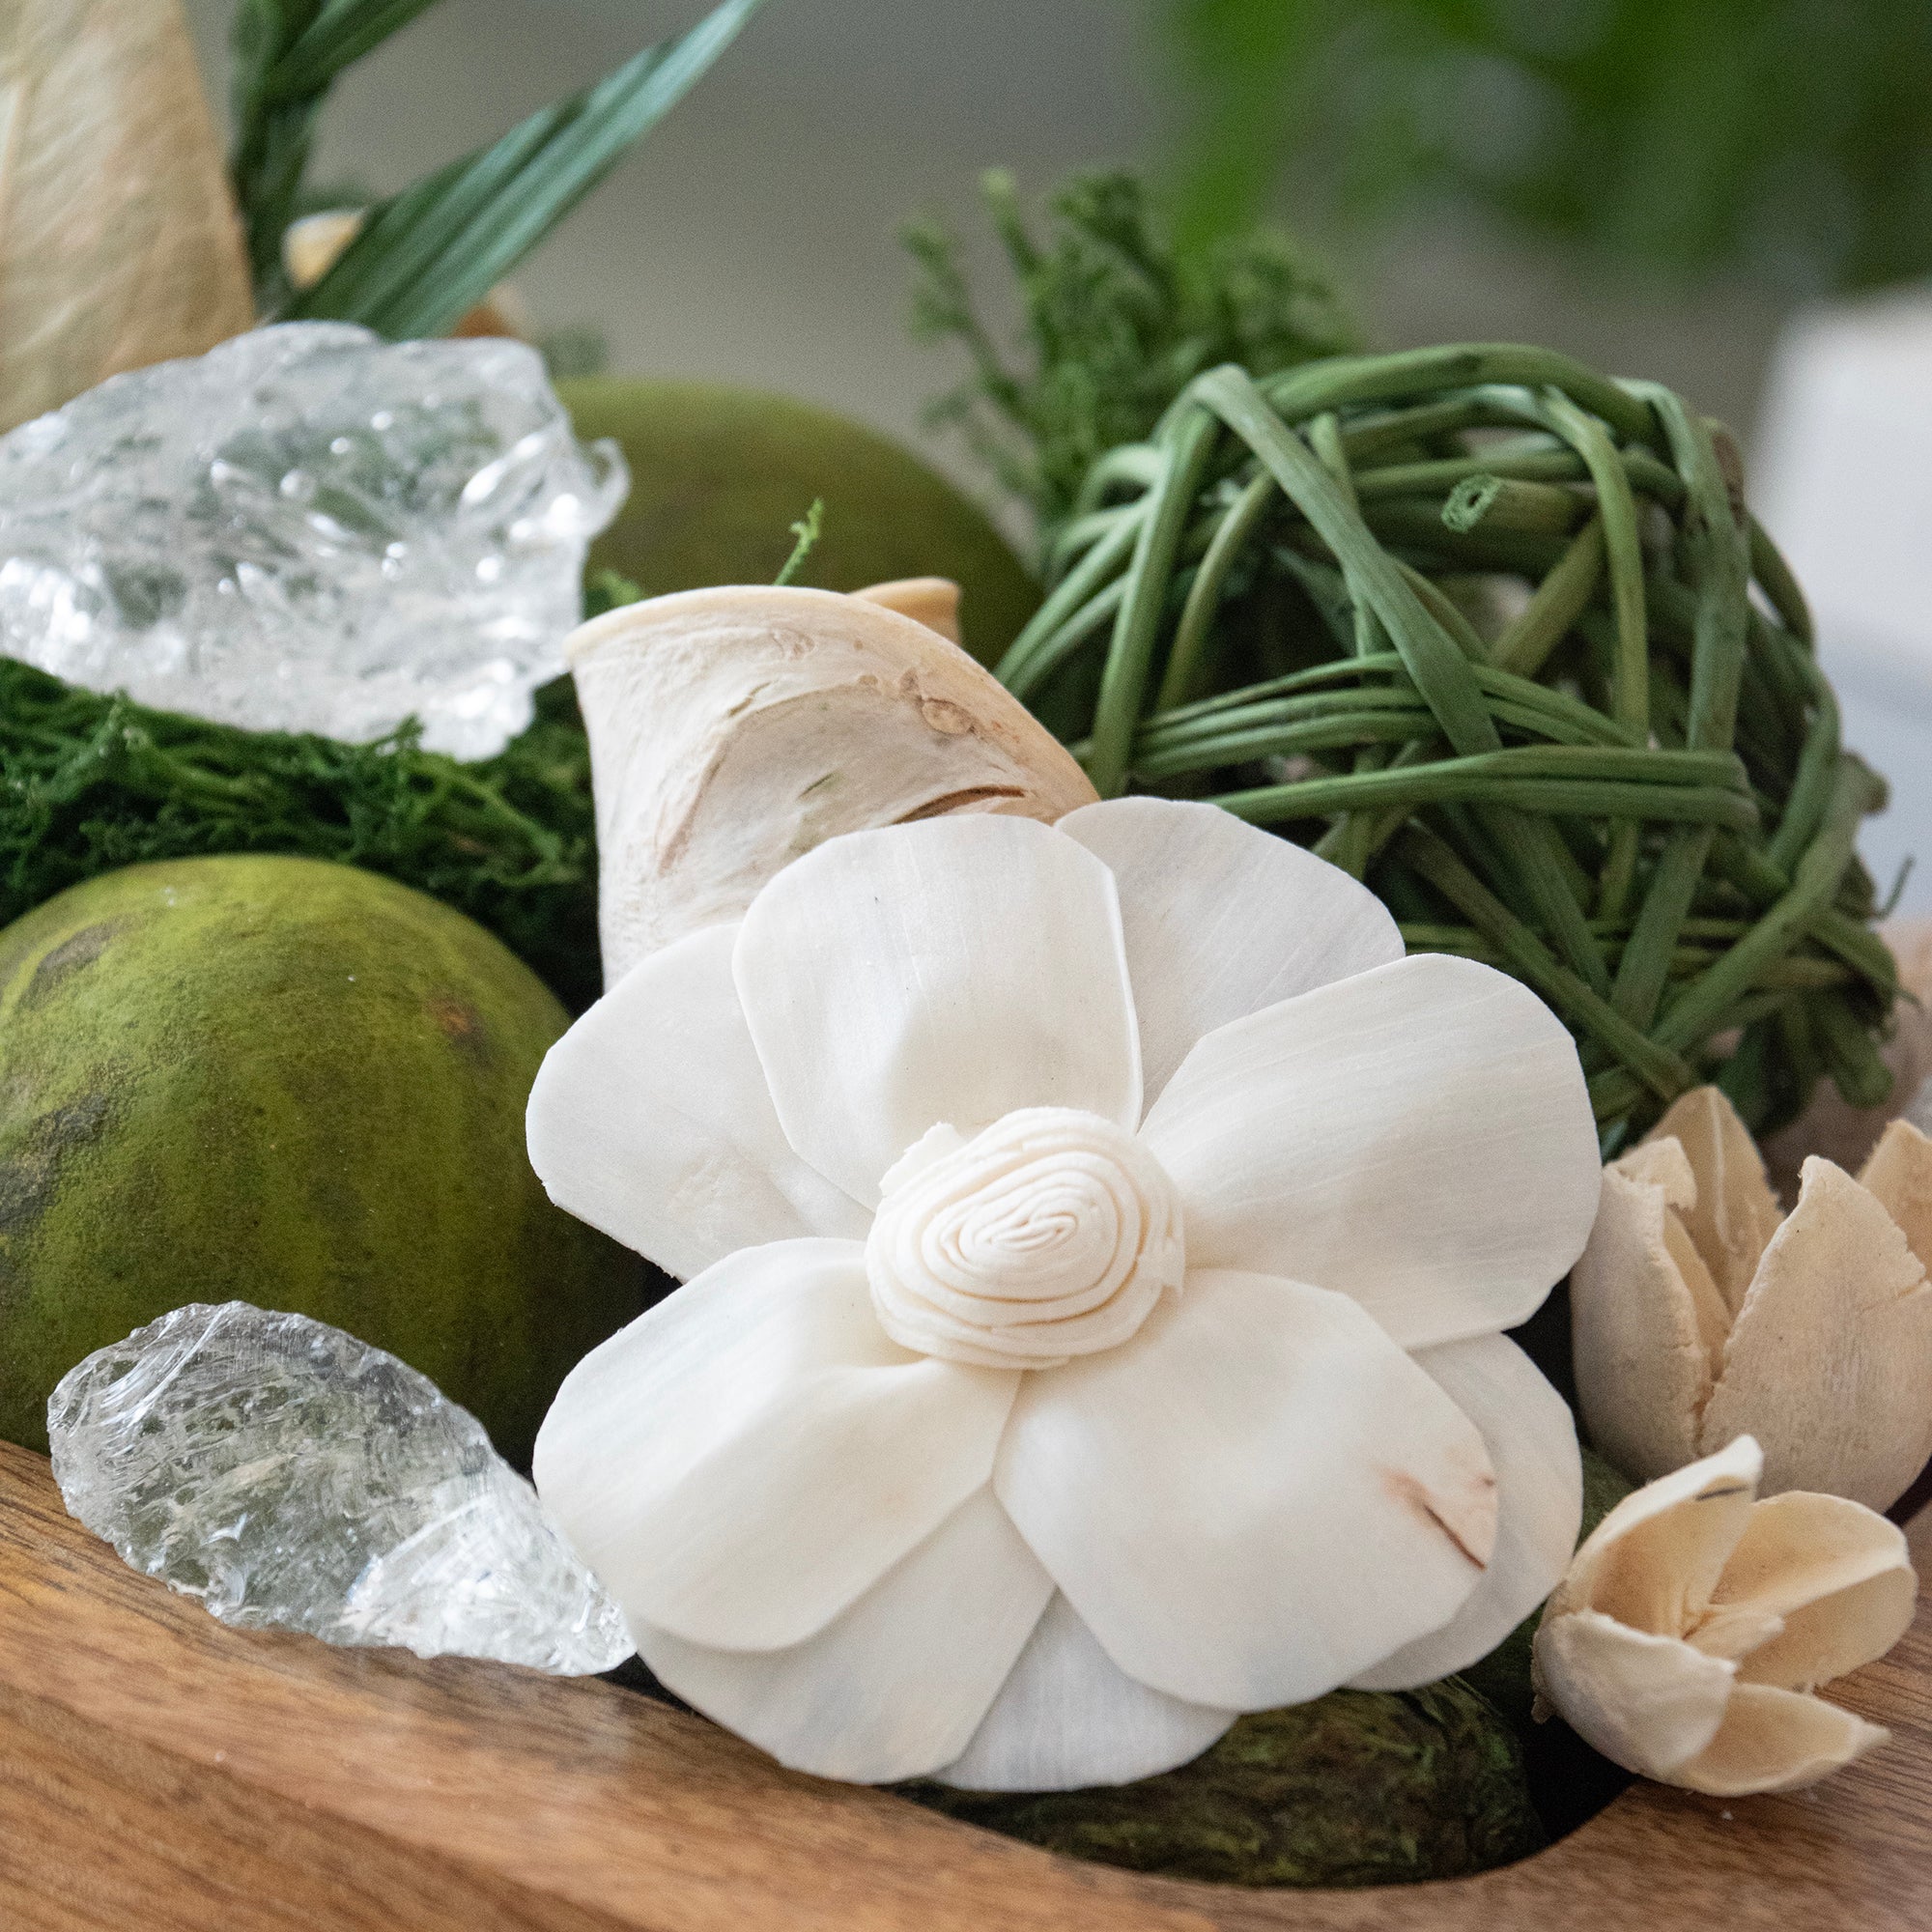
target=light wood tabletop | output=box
[2,1437,1927,1931]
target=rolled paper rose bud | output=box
[564,584,1097,984]
[1532,1436,1917,1797]
[867,1109,1187,1369]
[1571,1085,1932,1511]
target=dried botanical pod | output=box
[0,0,254,432]
[1532,1436,1915,1797]
[566,583,1097,985]
[1572,1085,1932,1511]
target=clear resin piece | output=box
[48,1302,633,1675]
[0,323,626,758]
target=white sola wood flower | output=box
[527,800,1603,1788]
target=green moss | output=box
[560,377,1040,665]
[0,855,647,1462]
[0,662,605,1014]
[905,1680,1542,1887]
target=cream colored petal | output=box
[936,1593,1236,1792]
[1350,1335,1581,1690]
[1549,1436,1762,1633]
[526,923,869,1281]
[532,1238,1019,1652]
[567,586,1096,980]
[1566,1168,1712,1485]
[1055,798,1403,1104]
[1700,1492,1918,1691]
[1644,1087,1782,1316]
[637,1488,1054,1785]
[1671,1683,1889,1797]
[1671,1211,1734,1363]
[734,817,1141,1206]
[1699,1156,1932,1512]
[1611,1134,1697,1208]
[1860,1117,1932,1275]
[995,1269,1495,1711]
[1531,1609,1735,1780]
[1139,954,1599,1348]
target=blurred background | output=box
[181,0,1932,909]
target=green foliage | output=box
[287,0,763,340]
[1161,0,1932,293]
[230,0,441,298]
[997,346,1898,1142]
[905,169,1359,545]
[232,0,763,328]
[772,498,824,586]
[0,660,607,1014]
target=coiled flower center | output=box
[866,1106,1185,1370]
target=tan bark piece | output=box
[0,0,253,433]
[1570,1167,1712,1486]
[568,585,1098,985]
[1860,1116,1932,1276]
[1644,1086,1782,1316]
[1698,1157,1932,1511]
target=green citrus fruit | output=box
[0,855,645,1462]
[561,377,1040,665]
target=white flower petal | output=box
[1532,1608,1736,1779]
[1139,953,1600,1347]
[1549,1435,1763,1632]
[936,1592,1236,1792]
[526,923,869,1281]
[995,1268,1496,1711]
[1704,1492,1918,1692]
[1056,798,1402,1102]
[1350,1335,1582,1690]
[733,817,1142,1205]
[1671,1683,1889,1796]
[638,1488,1054,1785]
[533,1237,1019,1651]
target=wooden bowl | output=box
[2,1438,1926,1931]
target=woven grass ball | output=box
[997,344,1897,1146]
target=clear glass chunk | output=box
[0,323,626,758]
[48,1301,633,1675]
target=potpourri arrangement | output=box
[3,0,1928,1900]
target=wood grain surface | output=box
[2,1437,1927,1931]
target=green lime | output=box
[562,377,1040,665]
[0,855,645,1462]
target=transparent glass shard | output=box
[0,322,626,759]
[47,1302,633,1675]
